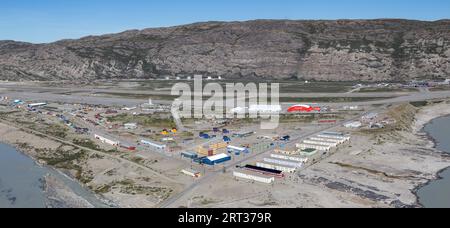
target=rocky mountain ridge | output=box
[0,19,449,81]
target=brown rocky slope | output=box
[0,19,449,81]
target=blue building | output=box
[281,135,291,141]
[199,133,211,139]
[140,139,166,150]
[201,154,231,166]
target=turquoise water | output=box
[417,115,450,208]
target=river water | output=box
[417,115,450,208]
[0,143,110,208]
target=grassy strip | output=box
[107,113,176,128]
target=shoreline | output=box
[0,139,114,208]
[411,102,450,208]
[413,113,450,208]
[0,117,179,208]
[0,139,117,208]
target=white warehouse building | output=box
[94,134,120,146]
[263,158,303,168]
[297,143,332,152]
[303,140,338,147]
[249,105,282,114]
[344,121,363,129]
[233,171,275,184]
[317,134,350,141]
[310,137,347,144]
[256,162,296,174]
[28,103,47,108]
[141,139,166,150]
[270,154,308,163]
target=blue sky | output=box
[1,0,449,43]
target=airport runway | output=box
[2,84,450,108]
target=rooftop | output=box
[207,153,230,161]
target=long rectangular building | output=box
[297,143,332,152]
[28,103,47,108]
[322,131,345,137]
[141,139,166,150]
[256,162,296,173]
[233,171,275,184]
[202,153,231,166]
[303,140,338,147]
[310,137,347,144]
[316,134,350,141]
[94,134,120,146]
[274,149,299,155]
[270,154,308,163]
[181,169,201,178]
[263,158,302,168]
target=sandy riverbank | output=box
[0,122,62,155]
[0,123,106,208]
[412,101,450,207]
[0,120,183,208]
[415,101,450,127]
[44,174,95,208]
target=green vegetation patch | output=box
[37,147,92,183]
[73,139,101,150]
[39,148,87,167]
[97,179,174,200]
[44,124,69,139]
